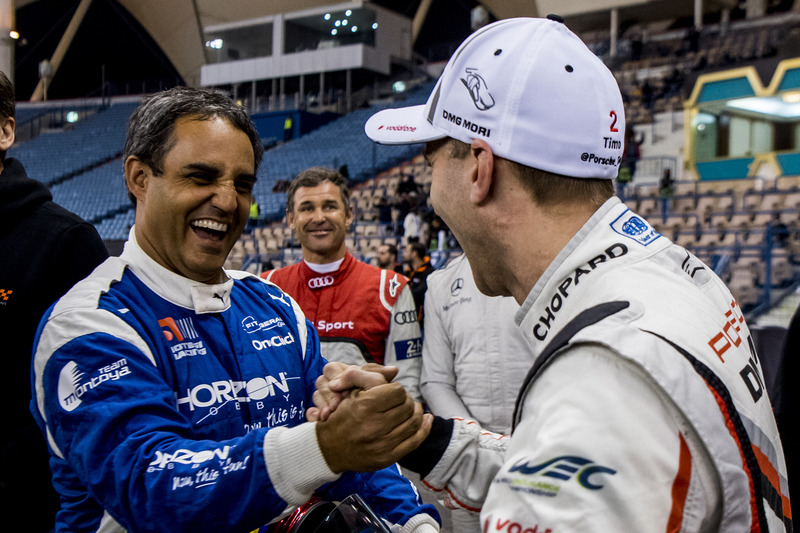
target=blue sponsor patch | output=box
[395,338,422,360]
[509,455,617,491]
[610,209,661,246]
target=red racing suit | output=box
[263,253,423,400]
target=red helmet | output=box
[264,494,392,533]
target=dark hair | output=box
[123,86,263,205]
[286,166,351,214]
[0,71,15,163]
[0,71,15,121]
[381,243,398,257]
[407,241,427,260]
[439,138,614,208]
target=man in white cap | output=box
[314,15,792,532]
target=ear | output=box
[469,139,495,205]
[345,204,354,226]
[124,156,151,205]
[286,209,295,228]
[0,116,15,153]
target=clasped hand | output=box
[312,363,431,473]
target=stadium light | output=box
[9,30,19,39]
[783,91,800,104]
[727,95,800,118]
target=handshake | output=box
[310,363,432,474]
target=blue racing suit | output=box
[30,232,439,533]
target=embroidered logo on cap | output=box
[460,68,495,111]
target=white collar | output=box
[120,226,234,313]
[304,257,344,274]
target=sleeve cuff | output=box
[263,422,341,506]
[399,416,453,478]
[400,513,440,533]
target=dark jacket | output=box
[0,157,109,532]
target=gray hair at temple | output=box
[123,86,264,206]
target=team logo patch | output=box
[394,338,422,360]
[159,316,206,360]
[308,275,334,290]
[609,209,661,246]
[58,359,131,412]
[388,274,401,298]
[158,316,199,342]
[499,455,616,498]
[460,68,495,110]
[242,315,286,335]
[394,310,418,325]
[450,278,464,296]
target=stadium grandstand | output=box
[4,0,800,331]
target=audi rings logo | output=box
[308,275,334,290]
[394,310,418,325]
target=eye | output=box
[189,172,215,184]
[235,179,255,194]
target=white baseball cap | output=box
[364,16,626,179]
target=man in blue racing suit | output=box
[30,87,439,533]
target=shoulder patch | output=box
[609,208,661,246]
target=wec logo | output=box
[509,455,616,490]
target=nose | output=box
[212,180,240,214]
[310,206,326,223]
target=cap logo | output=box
[460,68,495,111]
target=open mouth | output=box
[191,219,228,241]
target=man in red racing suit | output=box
[262,167,422,400]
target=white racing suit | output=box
[421,252,531,434]
[401,198,792,532]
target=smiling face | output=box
[126,115,256,284]
[287,181,353,264]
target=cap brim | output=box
[364,105,446,145]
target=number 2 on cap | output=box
[609,111,619,132]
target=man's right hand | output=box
[308,362,399,422]
[315,381,432,473]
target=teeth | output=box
[192,219,228,233]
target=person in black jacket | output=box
[403,241,434,323]
[0,70,109,533]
